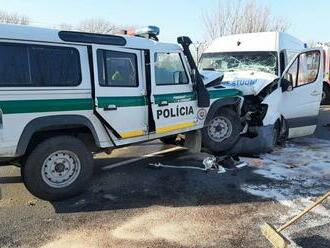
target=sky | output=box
[0,0,328,43]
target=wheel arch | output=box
[207,97,242,121]
[16,115,101,156]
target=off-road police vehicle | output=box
[0,24,243,200]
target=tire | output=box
[277,119,288,146]
[321,83,330,105]
[272,123,280,148]
[22,136,93,201]
[202,108,241,154]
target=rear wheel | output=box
[202,108,241,154]
[22,136,93,201]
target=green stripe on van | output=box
[154,89,242,104]
[0,98,93,114]
[154,92,196,104]
[209,89,243,99]
[97,96,147,108]
[0,89,242,114]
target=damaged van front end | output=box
[217,71,282,154]
[200,48,324,155]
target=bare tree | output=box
[77,18,119,34]
[0,10,29,25]
[202,0,290,40]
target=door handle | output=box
[158,101,169,107]
[104,105,117,111]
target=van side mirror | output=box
[280,78,293,92]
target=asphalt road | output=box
[0,108,330,248]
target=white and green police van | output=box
[0,24,243,200]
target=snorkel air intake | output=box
[177,36,210,107]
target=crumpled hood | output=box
[221,71,278,96]
[200,70,224,85]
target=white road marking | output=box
[101,146,186,171]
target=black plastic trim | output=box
[16,115,101,156]
[287,115,318,128]
[144,49,156,132]
[59,31,127,46]
[207,97,241,119]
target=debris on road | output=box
[27,199,37,207]
[149,155,248,174]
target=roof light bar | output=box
[123,26,160,41]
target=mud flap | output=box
[229,125,275,155]
[184,130,202,153]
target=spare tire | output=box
[202,108,241,154]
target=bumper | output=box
[229,125,275,155]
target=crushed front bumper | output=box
[229,125,275,155]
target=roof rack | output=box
[58,31,127,46]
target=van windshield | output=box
[199,51,278,75]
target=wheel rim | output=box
[207,116,233,143]
[41,150,81,188]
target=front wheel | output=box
[22,136,93,201]
[202,108,241,154]
[322,83,330,105]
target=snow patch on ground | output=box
[241,137,330,240]
[242,137,330,201]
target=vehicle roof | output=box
[0,24,182,51]
[204,32,304,53]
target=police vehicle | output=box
[0,24,243,200]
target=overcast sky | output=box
[0,0,328,43]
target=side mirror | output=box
[280,78,293,92]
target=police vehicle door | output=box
[151,51,198,135]
[93,46,148,141]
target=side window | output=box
[0,43,81,87]
[284,58,298,85]
[97,50,138,87]
[30,46,81,86]
[0,44,30,87]
[297,51,320,87]
[154,53,189,85]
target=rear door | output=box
[93,46,148,142]
[150,50,199,136]
[280,49,323,138]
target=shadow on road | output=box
[294,235,330,248]
[0,176,21,184]
[50,150,272,214]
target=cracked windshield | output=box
[199,52,278,75]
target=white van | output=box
[200,32,323,153]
